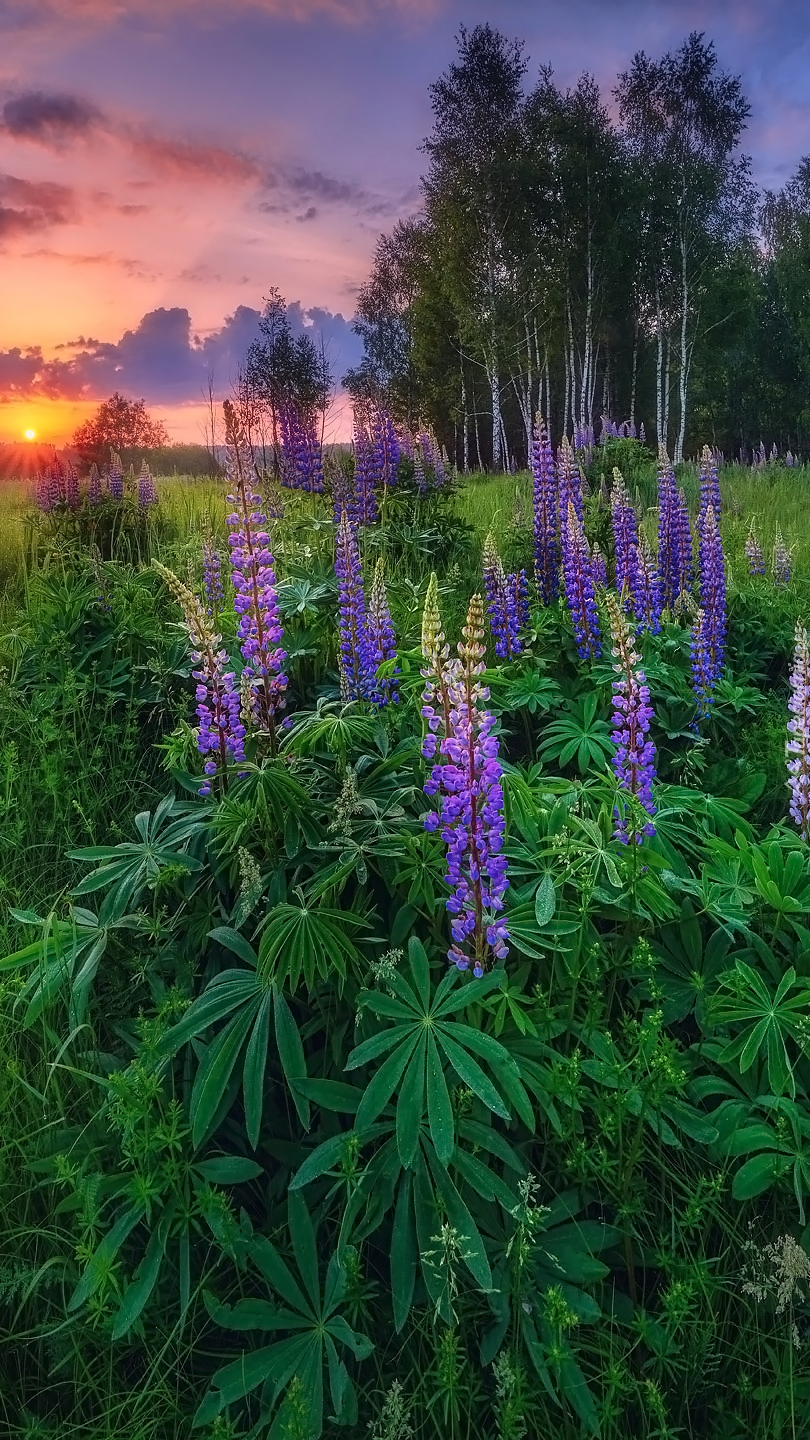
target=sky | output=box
[1,0,810,445]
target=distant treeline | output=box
[347,25,810,469]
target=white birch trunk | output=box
[675,231,689,465]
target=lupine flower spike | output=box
[562,502,601,660]
[611,468,640,604]
[223,400,288,750]
[423,594,509,975]
[108,452,123,501]
[745,519,765,576]
[787,622,810,840]
[635,536,663,635]
[697,504,727,704]
[606,591,656,844]
[698,445,722,529]
[138,461,158,507]
[88,463,102,505]
[368,556,399,705]
[335,509,377,701]
[774,526,793,586]
[590,542,608,589]
[482,532,524,659]
[531,414,559,605]
[154,562,245,796]
[420,572,453,768]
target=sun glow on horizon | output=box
[24,428,36,441]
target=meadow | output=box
[3,423,810,1440]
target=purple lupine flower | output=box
[46,460,65,509]
[640,422,646,444]
[138,461,158,507]
[65,461,79,510]
[691,609,715,720]
[223,400,288,749]
[482,532,524,659]
[375,407,400,487]
[590,542,608,589]
[562,501,601,661]
[420,571,453,771]
[368,556,399,705]
[745,520,765,576]
[558,438,584,531]
[35,471,53,512]
[531,414,559,605]
[335,508,376,701]
[88,463,102,504]
[634,536,663,635]
[352,412,379,525]
[413,439,427,496]
[154,562,245,796]
[202,533,223,617]
[774,526,792,585]
[698,505,726,702]
[606,591,656,844]
[657,449,679,609]
[611,468,640,602]
[673,487,694,602]
[698,445,721,530]
[787,622,810,840]
[423,593,509,975]
[108,453,123,501]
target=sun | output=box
[24,428,36,441]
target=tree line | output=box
[345,25,810,469]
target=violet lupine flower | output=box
[691,608,715,719]
[787,622,810,840]
[368,556,399,705]
[65,461,79,510]
[374,407,400,487]
[698,504,727,701]
[611,468,640,602]
[138,462,158,507]
[774,526,792,585]
[531,414,559,605]
[202,534,223,616]
[413,440,427,495]
[223,400,288,749]
[420,571,453,771]
[745,520,765,576]
[557,438,584,531]
[562,501,601,661]
[590,542,608,589]
[657,449,680,609]
[672,487,694,602]
[606,591,657,844]
[698,445,721,530]
[46,461,65,509]
[154,562,245,796]
[639,422,646,444]
[88,463,102,505]
[423,593,509,976]
[634,536,663,635]
[35,471,52,512]
[108,453,123,501]
[335,508,377,701]
[482,532,524,659]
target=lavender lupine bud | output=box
[368,556,399,705]
[787,622,810,840]
[698,505,727,699]
[590,542,608,588]
[420,572,453,768]
[562,502,601,660]
[138,461,158,507]
[635,536,663,635]
[223,400,288,747]
[423,592,509,974]
[531,414,559,605]
[108,453,123,502]
[88,463,102,505]
[557,437,584,533]
[606,592,656,844]
[698,445,722,529]
[202,532,223,617]
[745,519,765,576]
[154,561,245,795]
[611,468,639,604]
[335,508,377,701]
[774,525,792,585]
[690,608,715,719]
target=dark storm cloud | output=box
[0,302,364,402]
[0,173,75,238]
[1,90,103,143]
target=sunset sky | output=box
[1,0,810,445]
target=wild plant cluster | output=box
[4,412,810,1440]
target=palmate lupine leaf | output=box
[2,900,150,1027]
[256,893,369,992]
[159,926,310,1146]
[194,1193,372,1438]
[67,793,208,914]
